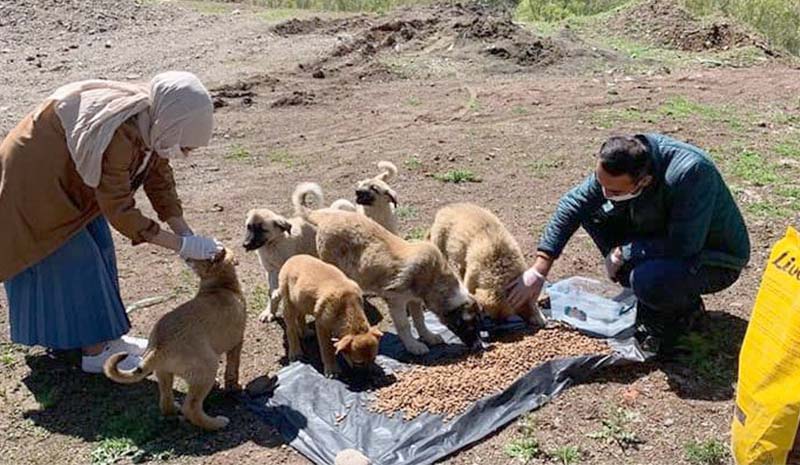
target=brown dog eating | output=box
[273,254,382,377]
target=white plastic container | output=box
[545,276,637,338]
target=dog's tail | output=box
[103,349,158,384]
[292,182,325,217]
[330,198,357,212]
[377,161,398,182]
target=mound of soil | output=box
[0,0,177,43]
[271,90,315,107]
[273,2,562,80]
[271,15,371,36]
[606,0,772,54]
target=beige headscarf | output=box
[34,71,214,187]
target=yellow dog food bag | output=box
[733,227,800,465]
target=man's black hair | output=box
[597,136,652,180]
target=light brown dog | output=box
[104,248,246,431]
[273,254,382,377]
[355,161,399,234]
[243,182,324,322]
[298,207,482,355]
[428,203,545,326]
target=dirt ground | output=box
[1,1,799,464]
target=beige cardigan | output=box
[0,102,183,282]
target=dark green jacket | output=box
[538,133,750,270]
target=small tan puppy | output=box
[104,248,246,431]
[298,207,482,355]
[428,203,545,326]
[273,254,382,377]
[243,183,323,323]
[355,161,399,234]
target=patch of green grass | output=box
[505,414,542,461]
[732,150,778,186]
[225,144,252,161]
[0,344,18,367]
[184,1,232,15]
[527,158,565,177]
[658,96,744,130]
[405,96,421,107]
[268,148,295,167]
[434,169,480,184]
[404,156,422,170]
[746,201,793,219]
[684,439,729,465]
[588,406,643,450]
[249,284,270,315]
[505,437,541,461]
[551,445,581,465]
[591,106,655,129]
[468,96,481,112]
[91,409,171,465]
[774,135,800,158]
[91,437,140,465]
[404,226,427,241]
[396,205,418,219]
[511,105,529,116]
[34,385,59,410]
[514,0,628,23]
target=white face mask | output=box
[605,188,643,202]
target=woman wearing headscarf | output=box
[0,71,222,373]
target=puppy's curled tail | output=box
[103,350,158,384]
[330,198,357,212]
[377,161,398,181]
[292,182,325,217]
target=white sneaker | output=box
[81,344,143,374]
[108,335,149,356]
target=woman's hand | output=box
[179,236,223,260]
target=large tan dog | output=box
[428,203,545,326]
[243,182,324,322]
[354,161,399,234]
[273,254,382,377]
[104,248,246,431]
[298,205,481,355]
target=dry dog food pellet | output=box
[370,327,610,420]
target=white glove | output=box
[604,247,624,282]
[179,236,223,260]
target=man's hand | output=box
[505,254,550,312]
[604,246,624,282]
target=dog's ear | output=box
[335,335,355,354]
[369,326,384,339]
[274,217,292,234]
[386,188,398,207]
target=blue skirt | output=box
[4,216,131,350]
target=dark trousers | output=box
[581,219,741,343]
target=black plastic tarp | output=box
[244,314,642,465]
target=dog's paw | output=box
[404,339,430,356]
[324,366,342,379]
[208,415,230,431]
[421,332,445,346]
[258,309,276,323]
[160,401,181,417]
